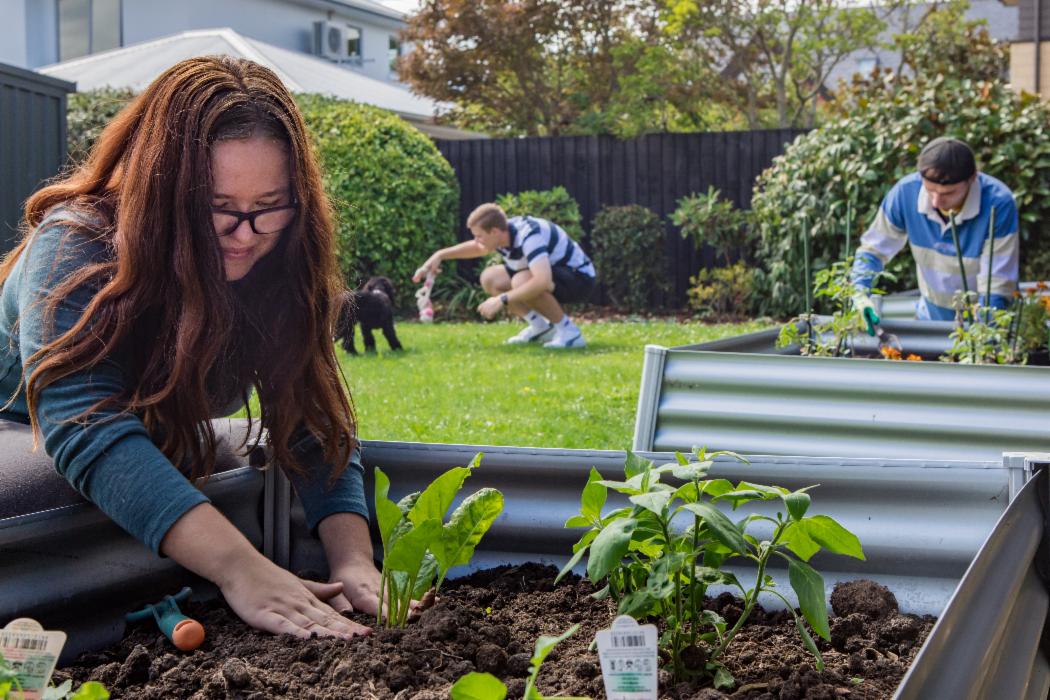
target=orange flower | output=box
[1041,296,1050,313]
[906,354,922,361]
[880,346,902,360]
[1037,281,1048,291]
[1014,290,1023,298]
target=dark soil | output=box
[56,564,933,699]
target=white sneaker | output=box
[544,327,586,349]
[506,323,554,344]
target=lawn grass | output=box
[340,319,766,449]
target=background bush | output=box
[590,204,668,310]
[495,186,585,241]
[66,89,459,309]
[687,261,754,320]
[297,95,459,307]
[750,75,1050,318]
[671,186,752,266]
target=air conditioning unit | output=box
[313,21,349,61]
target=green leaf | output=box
[432,489,504,587]
[629,490,672,516]
[671,460,713,482]
[385,518,441,573]
[794,614,826,671]
[619,589,656,617]
[451,672,508,700]
[555,543,589,584]
[564,515,591,528]
[788,558,831,641]
[530,624,580,673]
[800,515,865,560]
[69,682,110,700]
[409,465,474,526]
[581,466,607,519]
[624,451,652,478]
[413,553,438,600]
[783,492,811,522]
[587,517,637,582]
[713,665,736,690]
[782,522,820,561]
[681,503,748,555]
[374,467,406,551]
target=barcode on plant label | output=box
[0,633,49,651]
[612,633,646,648]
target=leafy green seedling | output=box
[450,625,589,700]
[375,453,504,627]
[559,448,864,686]
[43,681,110,700]
[0,651,20,700]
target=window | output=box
[856,56,879,76]
[58,0,121,62]
[388,35,402,72]
[346,25,362,61]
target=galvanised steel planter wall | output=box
[632,320,1050,461]
[893,456,1050,700]
[1,429,1028,663]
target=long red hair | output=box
[2,56,355,479]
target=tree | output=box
[399,0,659,136]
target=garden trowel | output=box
[126,587,205,652]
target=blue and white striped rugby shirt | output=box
[500,216,596,278]
[851,172,1019,321]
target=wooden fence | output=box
[436,129,808,303]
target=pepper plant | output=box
[557,449,864,688]
[374,454,504,627]
[449,625,588,700]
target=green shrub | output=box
[672,186,751,266]
[590,204,669,310]
[495,186,585,241]
[751,75,1050,318]
[66,88,135,165]
[295,94,459,307]
[687,262,754,321]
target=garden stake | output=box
[984,206,996,324]
[126,587,205,652]
[947,213,971,305]
[844,198,853,259]
[802,216,814,353]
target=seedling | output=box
[558,448,864,687]
[374,454,504,627]
[0,653,108,700]
[450,625,589,700]
[777,257,894,357]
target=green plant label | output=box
[1,618,67,700]
[595,615,658,700]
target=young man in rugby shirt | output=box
[413,203,596,348]
[851,137,1019,331]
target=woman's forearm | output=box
[159,502,263,586]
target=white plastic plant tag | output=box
[1,617,67,700]
[595,615,658,700]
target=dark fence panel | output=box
[0,63,74,256]
[437,129,807,304]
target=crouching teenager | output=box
[414,203,596,348]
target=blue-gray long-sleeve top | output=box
[0,211,367,554]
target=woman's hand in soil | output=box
[161,503,370,640]
[221,557,373,639]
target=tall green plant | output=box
[672,187,750,266]
[558,449,864,687]
[374,454,503,627]
[751,76,1050,317]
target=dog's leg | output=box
[342,319,359,355]
[362,324,378,354]
[383,321,403,351]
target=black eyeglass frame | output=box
[211,203,299,236]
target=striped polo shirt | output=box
[500,216,596,278]
[851,172,1019,321]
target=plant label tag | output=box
[1,618,67,700]
[595,615,658,700]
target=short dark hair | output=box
[917,137,976,185]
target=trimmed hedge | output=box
[590,204,668,310]
[297,95,459,306]
[65,89,459,308]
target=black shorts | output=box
[505,263,596,304]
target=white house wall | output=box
[0,0,29,67]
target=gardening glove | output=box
[852,292,879,336]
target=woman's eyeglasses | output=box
[211,204,298,236]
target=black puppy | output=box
[335,276,404,355]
